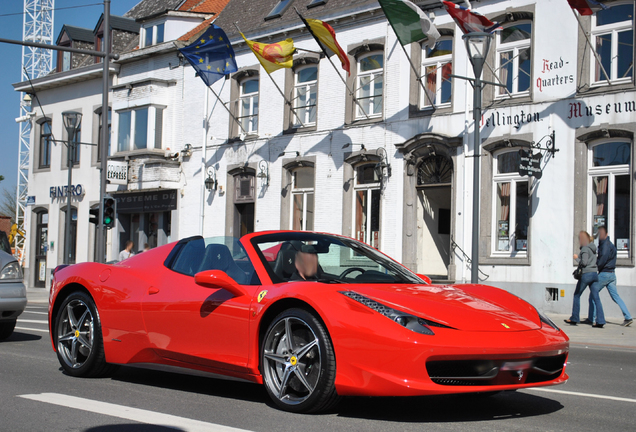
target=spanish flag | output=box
[297,13,350,76]
[241,33,295,74]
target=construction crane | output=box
[14,0,54,265]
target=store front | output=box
[114,189,177,255]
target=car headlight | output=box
[0,262,23,280]
[537,309,560,331]
[340,291,435,335]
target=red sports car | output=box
[48,231,569,413]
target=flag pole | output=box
[293,8,371,120]
[398,41,437,108]
[207,85,248,135]
[570,8,612,87]
[234,22,306,128]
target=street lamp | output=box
[62,110,82,265]
[463,32,492,284]
[205,167,217,191]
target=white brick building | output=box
[15,0,636,319]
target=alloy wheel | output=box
[57,299,95,369]
[262,317,322,406]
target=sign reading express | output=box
[107,160,128,185]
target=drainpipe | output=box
[199,87,209,235]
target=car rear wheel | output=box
[261,308,339,413]
[0,320,16,340]
[55,291,115,377]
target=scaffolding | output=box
[14,0,54,265]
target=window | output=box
[496,22,532,96]
[97,109,111,162]
[142,22,165,47]
[492,151,529,254]
[354,164,381,248]
[291,167,315,230]
[293,66,318,127]
[588,141,631,256]
[116,106,163,153]
[422,38,453,108]
[64,207,78,264]
[71,123,81,166]
[265,0,293,20]
[39,120,52,169]
[356,53,384,118]
[239,79,259,134]
[62,51,71,72]
[591,3,634,84]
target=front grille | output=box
[427,354,566,386]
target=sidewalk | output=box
[548,313,636,349]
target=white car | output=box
[0,250,27,340]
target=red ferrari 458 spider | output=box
[48,231,569,412]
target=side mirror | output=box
[194,270,246,297]
[416,274,432,284]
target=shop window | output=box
[356,53,384,119]
[589,140,631,256]
[290,167,315,230]
[591,3,634,84]
[34,210,48,288]
[293,65,318,127]
[116,106,163,152]
[239,79,259,134]
[492,150,529,254]
[496,22,532,96]
[354,164,381,248]
[421,38,453,108]
[39,120,52,169]
[63,207,77,265]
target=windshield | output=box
[251,232,424,284]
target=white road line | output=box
[14,327,49,333]
[17,319,48,324]
[22,310,48,315]
[18,393,254,432]
[527,388,636,404]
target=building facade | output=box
[15,0,636,319]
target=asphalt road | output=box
[1,303,635,432]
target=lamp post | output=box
[463,32,493,284]
[62,111,82,265]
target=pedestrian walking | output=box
[588,226,633,327]
[118,240,134,262]
[565,231,603,326]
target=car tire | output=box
[54,291,116,377]
[0,320,16,341]
[261,308,340,413]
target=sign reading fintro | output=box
[50,184,85,199]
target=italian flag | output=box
[379,0,440,46]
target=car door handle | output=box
[148,286,160,295]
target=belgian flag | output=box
[295,10,350,76]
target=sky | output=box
[0,0,140,195]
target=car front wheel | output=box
[54,291,115,377]
[261,308,339,413]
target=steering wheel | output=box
[339,267,366,279]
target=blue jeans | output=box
[590,272,632,321]
[570,272,598,323]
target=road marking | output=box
[22,310,48,315]
[18,393,254,432]
[15,327,49,333]
[17,319,48,324]
[527,388,636,404]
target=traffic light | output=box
[89,206,99,225]
[104,196,116,229]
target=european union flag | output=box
[179,24,238,87]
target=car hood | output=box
[345,283,541,332]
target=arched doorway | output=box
[416,154,453,278]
